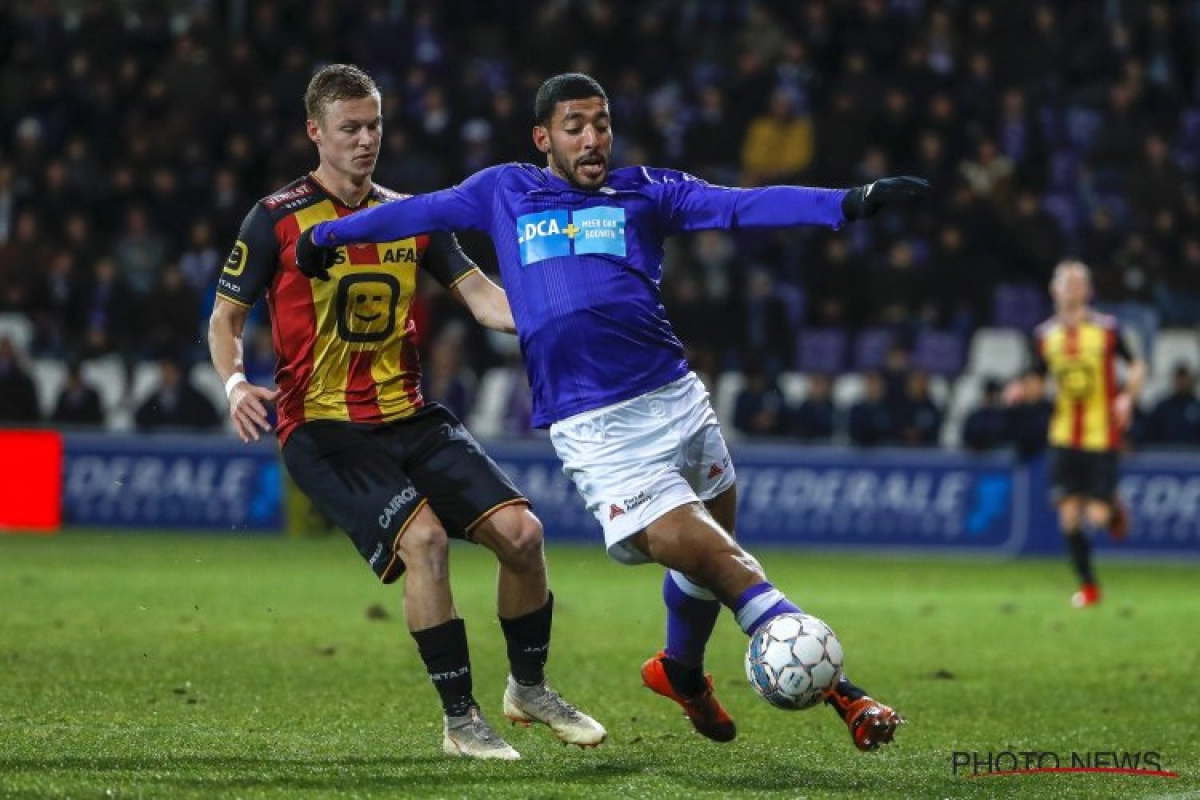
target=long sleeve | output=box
[311,166,502,246]
[654,171,848,232]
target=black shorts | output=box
[1049,446,1119,503]
[281,404,527,583]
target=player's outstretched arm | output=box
[840,176,931,221]
[666,173,930,232]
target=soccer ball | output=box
[745,613,844,710]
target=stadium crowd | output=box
[0,0,1198,447]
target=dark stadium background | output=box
[0,0,1197,538]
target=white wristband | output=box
[224,372,248,399]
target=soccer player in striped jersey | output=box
[1011,261,1145,608]
[296,72,927,751]
[208,65,605,760]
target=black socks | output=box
[412,618,474,717]
[500,593,553,687]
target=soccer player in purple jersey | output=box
[296,72,928,751]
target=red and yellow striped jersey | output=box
[216,175,477,443]
[1032,312,1133,452]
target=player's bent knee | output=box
[397,523,450,573]
[476,507,545,570]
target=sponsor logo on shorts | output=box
[708,456,731,480]
[608,491,652,520]
[378,487,419,529]
[623,491,651,511]
[368,542,385,567]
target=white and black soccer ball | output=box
[745,612,844,710]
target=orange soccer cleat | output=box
[641,651,737,743]
[1072,583,1101,608]
[827,690,905,752]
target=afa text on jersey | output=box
[517,207,627,265]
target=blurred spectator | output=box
[143,262,202,361]
[791,373,836,443]
[422,323,474,422]
[962,377,1009,451]
[80,257,137,360]
[499,359,534,438]
[1143,363,1200,447]
[847,371,896,447]
[898,370,943,446]
[112,205,167,297]
[733,267,792,374]
[959,137,1013,200]
[663,269,723,385]
[0,162,19,245]
[27,248,86,357]
[134,356,220,432]
[0,210,48,312]
[1128,134,1184,227]
[50,358,104,427]
[732,359,790,438]
[0,336,40,424]
[179,219,222,296]
[242,325,277,388]
[1095,233,1162,356]
[741,87,813,186]
[879,345,913,405]
[866,242,925,328]
[1155,237,1200,327]
[683,84,742,184]
[1007,369,1053,459]
[1003,191,1063,285]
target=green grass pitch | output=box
[1,532,1197,799]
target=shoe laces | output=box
[448,708,505,744]
[516,683,582,721]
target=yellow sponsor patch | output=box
[224,241,248,276]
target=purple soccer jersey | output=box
[312,164,847,427]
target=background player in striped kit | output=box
[1009,260,1145,607]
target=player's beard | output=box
[553,147,607,190]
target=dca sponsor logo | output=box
[516,207,626,265]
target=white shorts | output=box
[549,372,736,565]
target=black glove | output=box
[841,176,931,221]
[295,227,336,281]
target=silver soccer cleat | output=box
[442,706,521,760]
[502,677,607,748]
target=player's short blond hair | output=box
[1052,259,1091,289]
[304,64,379,125]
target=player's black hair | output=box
[534,73,608,125]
